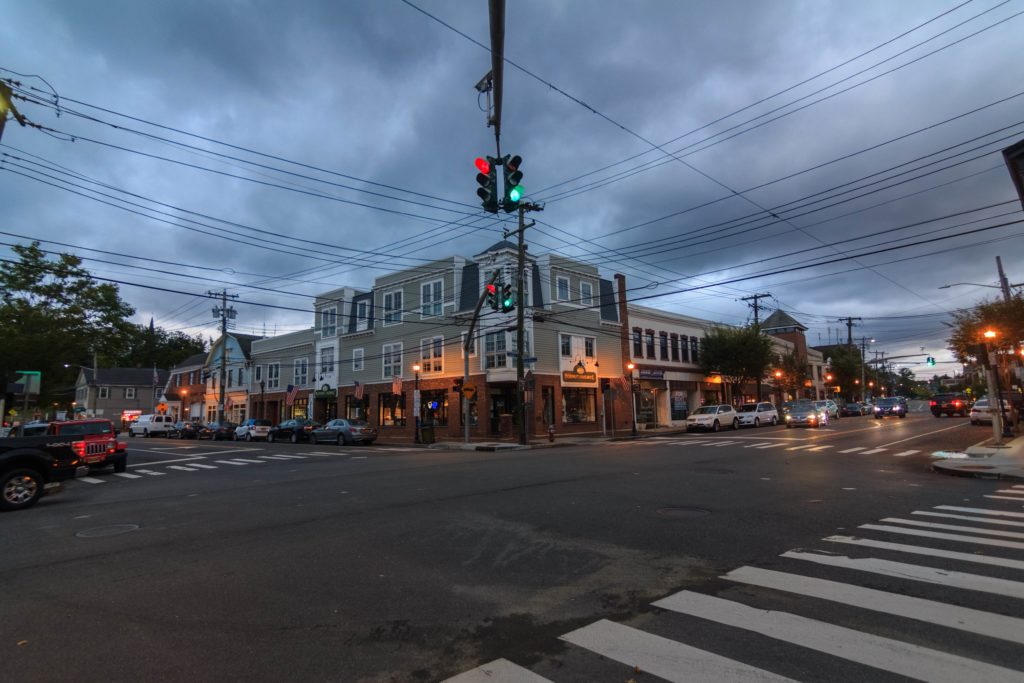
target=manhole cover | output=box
[75,524,140,538]
[656,506,711,519]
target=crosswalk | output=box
[73,448,420,484]
[662,438,923,458]
[446,491,1024,682]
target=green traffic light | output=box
[509,185,523,202]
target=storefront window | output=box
[562,388,596,423]
[345,395,369,421]
[671,390,688,420]
[377,392,406,426]
[290,398,308,419]
[419,389,448,426]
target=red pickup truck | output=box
[46,419,128,473]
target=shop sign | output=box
[639,369,664,379]
[562,370,597,383]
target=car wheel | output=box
[310,433,318,445]
[336,434,344,446]
[246,433,253,442]
[290,433,299,444]
[754,418,760,428]
[771,417,777,426]
[144,429,150,438]
[732,418,739,430]
[1,468,44,511]
[712,420,720,433]
[129,431,135,438]
[268,433,275,443]
[342,434,352,446]
[113,456,128,474]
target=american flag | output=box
[354,380,364,400]
[225,395,233,410]
[391,375,403,396]
[285,384,300,406]
[616,375,631,394]
[153,366,159,386]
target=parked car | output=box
[310,419,378,445]
[785,401,828,428]
[930,393,971,417]
[873,396,907,419]
[840,402,864,417]
[128,413,175,438]
[268,418,321,443]
[234,419,272,442]
[1,434,90,511]
[46,419,127,474]
[821,399,840,419]
[200,421,237,440]
[969,398,1008,425]
[685,405,739,432]
[169,421,201,439]
[736,402,778,428]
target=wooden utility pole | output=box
[208,289,239,424]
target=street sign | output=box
[523,357,537,363]
[461,384,477,400]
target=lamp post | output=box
[774,369,783,402]
[180,388,188,421]
[983,329,1012,442]
[626,362,638,437]
[259,380,265,420]
[412,363,421,444]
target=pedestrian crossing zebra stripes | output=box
[445,494,1024,682]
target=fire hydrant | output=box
[547,424,556,442]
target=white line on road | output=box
[935,505,1024,519]
[744,443,775,448]
[653,590,1024,683]
[351,456,368,459]
[860,448,887,455]
[167,465,198,472]
[839,447,865,453]
[214,460,248,466]
[892,450,919,457]
[260,455,300,460]
[913,510,1024,528]
[267,454,308,459]
[754,443,777,449]
[781,550,1024,601]
[560,619,797,683]
[985,495,1024,501]
[443,658,553,683]
[113,472,142,479]
[808,445,833,451]
[858,524,1024,550]
[993,489,1024,496]
[188,463,218,470]
[228,458,266,464]
[824,535,1024,570]
[129,456,207,467]
[77,476,105,484]
[880,421,968,447]
[785,445,813,451]
[133,469,165,476]
[880,517,1024,539]
[725,564,1024,644]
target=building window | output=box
[556,276,570,301]
[420,336,443,373]
[585,337,596,358]
[255,365,263,383]
[382,343,403,378]
[461,332,476,358]
[267,363,280,390]
[484,332,507,369]
[560,334,572,357]
[418,389,448,427]
[228,369,234,387]
[345,395,369,421]
[511,330,531,356]
[645,331,655,358]
[633,328,643,357]
[383,290,403,325]
[580,281,594,307]
[680,337,690,363]
[421,280,443,317]
[321,307,337,337]
[352,348,363,372]
[563,388,597,423]
[660,332,669,361]
[356,301,369,331]
[690,336,699,364]
[294,358,308,386]
[238,368,245,386]
[98,386,110,400]
[670,334,680,362]
[378,392,406,426]
[124,387,136,400]
[175,374,182,387]
[321,347,335,374]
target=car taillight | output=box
[929,401,937,406]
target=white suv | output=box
[736,402,779,428]
[234,419,272,441]
[685,404,739,432]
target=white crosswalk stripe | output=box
[227,458,265,464]
[77,476,105,484]
[824,535,1024,570]
[188,463,218,470]
[267,453,308,459]
[879,517,1024,539]
[985,495,1024,501]
[113,472,143,479]
[785,445,813,451]
[935,505,1024,519]
[167,465,198,472]
[744,442,776,448]
[858,523,1024,550]
[912,510,1024,527]
[444,659,553,683]
[860,447,886,454]
[892,449,919,456]
[133,469,165,476]
[839,446,865,453]
[214,460,251,466]
[808,445,832,451]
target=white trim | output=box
[555,275,570,302]
[352,348,364,372]
[382,342,402,378]
[420,279,443,318]
[580,280,594,307]
[383,289,403,326]
[320,307,337,338]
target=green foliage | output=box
[0,242,134,403]
[698,325,776,401]
[110,323,206,369]
[947,295,1024,360]
[822,345,863,400]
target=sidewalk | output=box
[931,433,1024,481]
[372,425,691,451]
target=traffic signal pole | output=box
[464,269,502,443]
[511,202,541,445]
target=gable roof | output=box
[761,310,806,332]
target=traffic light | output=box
[926,356,936,366]
[502,154,523,213]
[475,156,498,213]
[501,283,515,312]
[485,283,499,311]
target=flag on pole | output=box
[354,380,364,400]
[225,395,233,410]
[153,366,159,386]
[391,375,402,396]
[285,384,300,406]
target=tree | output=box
[0,242,134,406]
[775,349,808,399]
[698,325,776,403]
[820,345,864,401]
[947,295,1024,360]
[110,321,206,370]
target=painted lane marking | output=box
[77,476,106,484]
[879,421,968,447]
[133,469,166,476]
[653,591,1023,683]
[786,445,813,451]
[935,505,1024,519]
[754,443,777,449]
[781,551,1024,601]
[993,489,1024,496]
[858,524,1024,551]
[879,517,1024,539]
[128,456,207,467]
[260,455,298,460]
[113,472,143,479]
[560,619,796,683]
[744,443,775,448]
[985,495,1024,501]
[228,458,266,464]
[351,456,368,460]
[214,460,250,466]
[892,450,919,457]
[839,447,866,453]
[913,511,1024,528]
[809,445,833,451]
[267,453,308,459]
[860,448,887,455]
[443,658,553,682]
[167,465,198,472]
[725,565,1024,644]
[824,535,1024,571]
[188,463,218,470]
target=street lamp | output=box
[179,388,188,420]
[983,329,1012,441]
[626,362,637,437]
[412,363,421,444]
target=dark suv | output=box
[929,393,971,417]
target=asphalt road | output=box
[3,413,1021,682]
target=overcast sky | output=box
[1,0,1021,377]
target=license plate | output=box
[84,455,104,463]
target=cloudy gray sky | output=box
[2,0,1021,377]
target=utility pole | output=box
[209,289,239,424]
[509,202,541,445]
[859,336,873,402]
[837,316,861,346]
[741,293,771,400]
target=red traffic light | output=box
[474,157,491,174]
[486,283,497,294]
